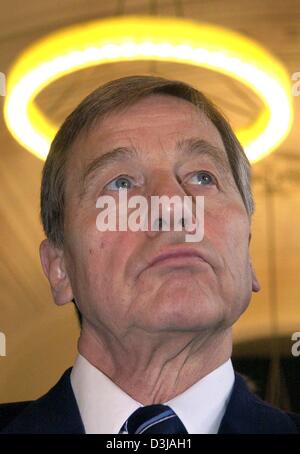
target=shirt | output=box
[70,353,234,434]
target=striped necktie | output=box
[119,404,188,434]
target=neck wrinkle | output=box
[77,324,232,404]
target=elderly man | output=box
[1,75,299,434]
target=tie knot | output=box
[120,404,188,434]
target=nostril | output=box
[152,217,187,230]
[152,217,169,230]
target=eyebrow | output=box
[80,146,139,197]
[80,138,230,197]
[176,138,230,174]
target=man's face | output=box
[59,94,258,337]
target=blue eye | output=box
[106,176,134,191]
[189,171,215,186]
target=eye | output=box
[105,175,135,191]
[187,171,216,186]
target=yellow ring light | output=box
[4,16,293,162]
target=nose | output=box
[144,172,199,239]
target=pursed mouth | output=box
[146,249,208,272]
[135,246,213,280]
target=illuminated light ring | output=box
[4,16,293,162]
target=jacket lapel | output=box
[218,373,298,434]
[1,368,85,434]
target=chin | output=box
[144,295,227,333]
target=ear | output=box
[39,239,73,306]
[248,233,260,293]
[251,261,261,293]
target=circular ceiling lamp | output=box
[4,16,293,162]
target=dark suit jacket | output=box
[0,369,299,434]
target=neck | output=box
[78,323,232,404]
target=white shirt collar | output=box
[70,353,234,434]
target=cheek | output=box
[204,203,253,313]
[205,202,250,266]
[75,231,140,321]
[66,204,138,284]
[81,230,137,286]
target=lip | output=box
[146,247,207,270]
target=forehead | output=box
[68,94,228,175]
